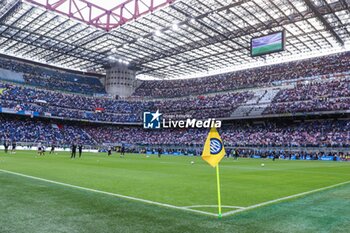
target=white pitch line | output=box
[0,169,217,217]
[2,168,349,218]
[222,180,350,217]
[183,205,245,209]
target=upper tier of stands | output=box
[264,78,350,115]
[0,52,349,123]
[0,56,106,94]
[133,51,350,98]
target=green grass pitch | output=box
[252,43,283,56]
[1,151,350,232]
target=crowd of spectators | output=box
[85,119,350,148]
[0,52,349,124]
[134,51,350,98]
[1,77,350,122]
[264,79,350,115]
[0,56,105,94]
[272,79,350,102]
[1,116,350,155]
[154,92,253,119]
[0,116,94,145]
[0,52,349,122]
[0,81,253,122]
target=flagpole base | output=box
[218,214,222,219]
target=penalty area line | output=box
[0,169,217,217]
[222,180,350,217]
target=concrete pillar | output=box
[105,64,137,97]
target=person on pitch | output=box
[158,148,162,158]
[38,143,43,156]
[49,143,56,155]
[120,145,125,158]
[3,140,9,153]
[78,144,83,158]
[11,140,17,154]
[71,143,77,159]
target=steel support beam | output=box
[0,0,21,23]
[24,0,176,31]
[303,0,344,45]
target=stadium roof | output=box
[0,0,349,79]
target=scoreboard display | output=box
[251,31,285,57]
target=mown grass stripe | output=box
[0,168,217,217]
[223,180,350,217]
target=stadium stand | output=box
[0,68,25,83]
[0,52,349,148]
[264,78,350,115]
[1,75,349,123]
[85,119,350,148]
[0,56,106,94]
[0,80,254,122]
[0,115,95,145]
[1,114,349,151]
[133,51,350,98]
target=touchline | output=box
[162,118,222,128]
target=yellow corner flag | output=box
[202,127,226,219]
[202,127,226,167]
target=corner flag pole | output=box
[202,127,225,219]
[216,164,222,219]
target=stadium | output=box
[0,0,350,232]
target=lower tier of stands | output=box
[1,115,350,149]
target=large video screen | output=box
[251,31,285,57]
